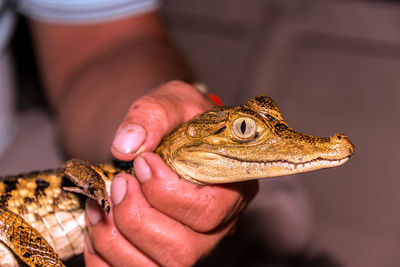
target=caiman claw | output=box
[62,159,110,215]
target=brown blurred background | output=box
[164,1,400,266]
[5,0,400,266]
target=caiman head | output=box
[156,95,354,184]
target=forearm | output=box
[29,13,194,161]
[57,40,193,162]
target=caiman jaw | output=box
[156,95,355,184]
[174,151,352,184]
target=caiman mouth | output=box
[174,148,353,184]
[211,153,351,172]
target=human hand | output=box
[84,81,259,266]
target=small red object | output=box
[207,93,223,106]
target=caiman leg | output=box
[62,159,111,215]
[0,159,119,267]
[0,206,65,267]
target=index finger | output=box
[111,81,213,161]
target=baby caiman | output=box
[0,95,354,266]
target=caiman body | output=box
[0,96,354,266]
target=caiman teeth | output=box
[243,157,349,170]
[280,157,349,170]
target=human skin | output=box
[29,11,260,266]
[84,83,259,266]
[28,10,311,266]
[30,12,194,162]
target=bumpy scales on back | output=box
[0,96,354,266]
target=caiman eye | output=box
[232,117,257,140]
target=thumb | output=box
[111,81,214,161]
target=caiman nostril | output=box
[331,133,349,142]
[330,134,354,156]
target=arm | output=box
[30,11,193,161]
[30,11,259,266]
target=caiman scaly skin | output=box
[0,163,130,267]
[0,95,354,266]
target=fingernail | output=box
[112,124,146,154]
[134,156,152,183]
[86,199,103,225]
[111,174,127,206]
[84,233,95,254]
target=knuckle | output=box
[162,81,210,113]
[189,183,259,232]
[193,205,224,232]
[129,95,172,128]
[163,80,194,93]
[164,241,199,267]
[90,231,114,253]
[124,80,209,132]
[131,96,169,119]
[188,195,224,232]
[117,208,145,235]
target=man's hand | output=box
[84,81,259,266]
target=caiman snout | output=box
[329,133,355,158]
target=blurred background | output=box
[4,0,400,266]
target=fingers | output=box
[92,81,258,266]
[110,173,235,266]
[111,81,214,161]
[85,173,236,266]
[84,199,156,267]
[83,233,110,267]
[134,152,259,232]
